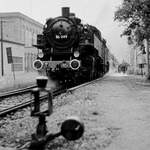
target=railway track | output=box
[0,77,104,117]
[0,85,37,99]
[0,88,66,117]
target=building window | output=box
[11,56,23,71]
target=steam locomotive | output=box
[33,7,109,86]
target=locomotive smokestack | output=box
[62,7,70,17]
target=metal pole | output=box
[146,39,150,79]
[0,18,4,76]
[12,62,15,80]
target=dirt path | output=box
[95,74,150,150]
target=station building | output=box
[129,42,147,75]
[0,12,43,77]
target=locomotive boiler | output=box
[33,7,109,86]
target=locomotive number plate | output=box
[55,35,68,39]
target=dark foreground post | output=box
[29,76,84,150]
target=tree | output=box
[114,0,150,79]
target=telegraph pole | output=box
[0,18,4,76]
[146,38,150,79]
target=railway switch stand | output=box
[29,76,53,150]
[29,76,84,150]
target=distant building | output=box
[129,43,147,75]
[0,12,43,77]
[108,52,119,73]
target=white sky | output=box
[0,0,130,63]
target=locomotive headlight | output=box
[73,51,80,58]
[38,51,44,58]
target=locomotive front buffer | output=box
[29,76,84,150]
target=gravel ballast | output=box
[1,74,150,150]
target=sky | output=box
[0,0,131,63]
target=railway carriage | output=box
[33,7,109,86]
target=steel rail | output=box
[0,76,105,117]
[0,85,37,99]
[0,88,67,117]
